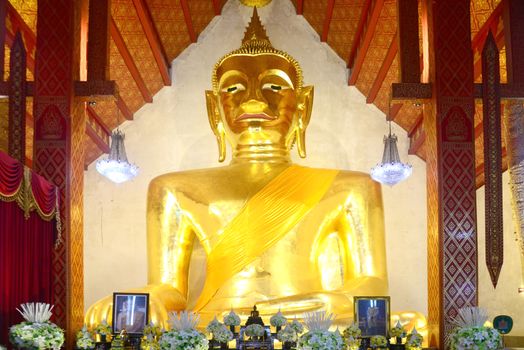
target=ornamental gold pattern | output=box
[212,7,302,92]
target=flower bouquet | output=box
[289,319,304,335]
[297,311,344,350]
[223,310,241,333]
[206,317,223,334]
[95,319,112,342]
[270,311,287,331]
[277,326,298,343]
[142,322,162,350]
[76,326,95,349]
[212,324,233,349]
[405,327,423,350]
[390,320,407,348]
[9,303,65,350]
[343,323,361,350]
[448,307,501,350]
[244,324,265,339]
[159,311,208,350]
[370,335,388,349]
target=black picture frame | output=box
[354,296,390,337]
[112,292,149,335]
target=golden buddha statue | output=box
[87,8,422,332]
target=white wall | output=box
[477,171,524,335]
[83,0,428,320]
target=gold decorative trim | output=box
[0,163,62,245]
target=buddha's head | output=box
[206,8,313,162]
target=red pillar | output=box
[32,0,84,344]
[423,0,477,347]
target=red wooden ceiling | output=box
[0,0,505,187]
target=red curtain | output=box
[0,151,59,348]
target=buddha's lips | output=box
[236,113,276,121]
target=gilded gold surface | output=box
[87,9,398,329]
[239,0,272,8]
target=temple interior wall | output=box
[83,0,523,334]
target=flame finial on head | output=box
[212,7,303,92]
[241,7,270,47]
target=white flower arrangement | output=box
[9,303,65,350]
[223,310,241,327]
[244,324,265,337]
[448,307,501,350]
[212,324,234,343]
[370,335,388,348]
[297,330,344,350]
[289,319,304,335]
[159,329,208,350]
[277,326,298,343]
[159,311,208,350]
[406,327,423,349]
[0,345,6,350]
[95,319,112,336]
[270,311,287,327]
[76,326,95,349]
[297,311,344,350]
[390,320,407,339]
[206,317,222,334]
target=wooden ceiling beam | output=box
[407,112,424,155]
[397,0,420,83]
[348,0,385,85]
[132,0,171,86]
[367,32,397,104]
[387,102,403,121]
[347,0,372,68]
[116,95,133,120]
[212,0,221,15]
[6,2,36,55]
[110,16,153,103]
[321,0,335,42]
[180,0,197,43]
[87,0,110,81]
[86,104,111,153]
[296,0,304,15]
[472,1,504,54]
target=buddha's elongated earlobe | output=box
[295,86,314,158]
[296,116,307,158]
[206,90,227,162]
[216,122,227,162]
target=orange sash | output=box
[194,165,339,311]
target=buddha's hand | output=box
[84,284,187,329]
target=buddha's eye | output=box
[262,83,289,92]
[221,83,245,94]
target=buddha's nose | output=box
[241,99,267,114]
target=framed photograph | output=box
[354,296,390,337]
[112,293,149,334]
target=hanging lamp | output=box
[96,108,138,183]
[370,122,412,186]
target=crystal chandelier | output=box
[370,122,412,186]
[96,130,138,183]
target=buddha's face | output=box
[214,54,300,147]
